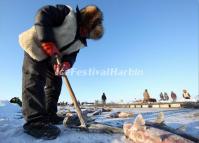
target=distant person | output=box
[183,89,191,99]
[164,92,169,101]
[171,91,177,102]
[143,89,150,103]
[102,92,107,104]
[160,92,164,101]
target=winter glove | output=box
[41,42,60,56]
[54,61,71,76]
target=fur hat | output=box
[80,5,104,40]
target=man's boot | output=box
[23,122,61,140]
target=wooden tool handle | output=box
[55,55,87,127]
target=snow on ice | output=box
[0,100,198,143]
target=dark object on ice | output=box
[160,92,164,101]
[23,122,60,140]
[143,89,150,102]
[171,91,177,102]
[10,97,22,107]
[164,92,169,101]
[101,92,107,104]
[183,89,191,99]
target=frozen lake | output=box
[0,101,198,143]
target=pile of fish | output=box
[63,107,134,127]
[123,113,195,143]
[61,107,198,143]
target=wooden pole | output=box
[56,56,87,127]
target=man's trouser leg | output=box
[22,53,49,124]
[44,66,62,116]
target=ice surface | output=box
[0,100,198,143]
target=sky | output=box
[0,0,198,103]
